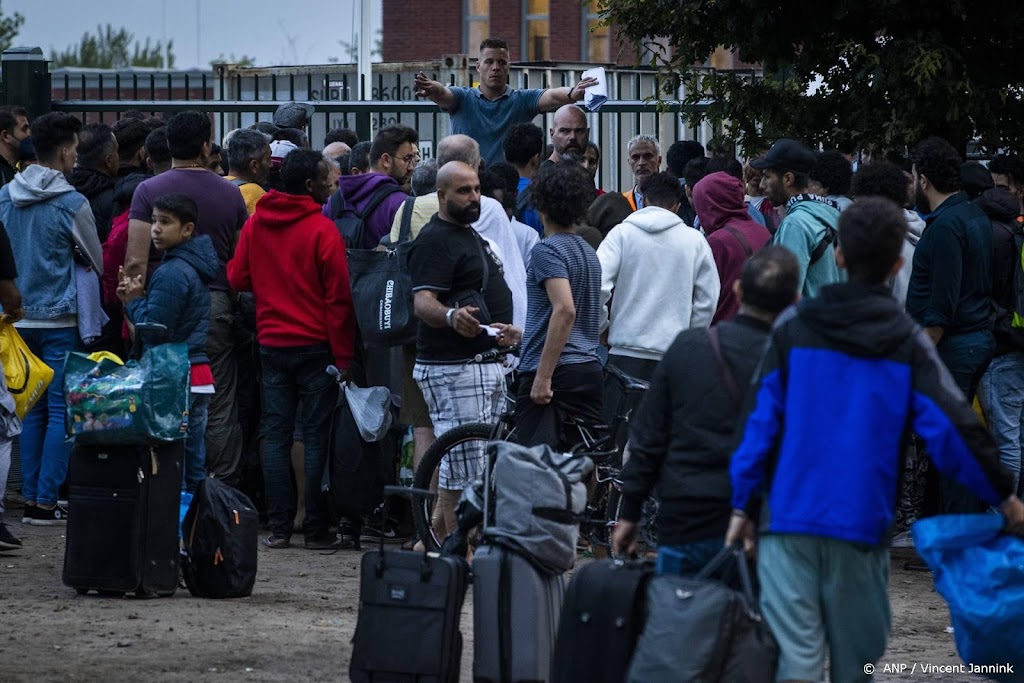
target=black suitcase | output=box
[350,486,469,683]
[62,441,184,597]
[552,558,653,683]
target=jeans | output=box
[205,291,243,486]
[18,327,81,506]
[184,392,212,494]
[259,344,337,539]
[934,330,995,514]
[977,352,1024,497]
[0,435,10,516]
[656,538,724,576]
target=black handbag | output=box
[449,231,493,326]
[627,543,778,683]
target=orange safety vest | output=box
[622,188,638,211]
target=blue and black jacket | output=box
[730,282,1014,547]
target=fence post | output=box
[1,47,51,119]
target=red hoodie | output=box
[227,190,355,368]
[692,171,773,322]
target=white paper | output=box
[581,67,608,112]
[484,326,501,337]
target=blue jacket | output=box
[730,282,1014,547]
[0,166,102,321]
[126,235,218,364]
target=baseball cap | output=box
[253,121,281,138]
[269,140,299,168]
[273,102,315,128]
[750,138,816,174]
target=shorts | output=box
[758,534,891,683]
[400,344,432,429]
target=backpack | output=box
[514,183,533,223]
[181,477,259,599]
[333,185,405,250]
[1001,228,1024,349]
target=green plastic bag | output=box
[64,343,190,444]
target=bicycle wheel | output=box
[412,422,494,552]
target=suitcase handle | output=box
[374,486,438,582]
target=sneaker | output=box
[21,506,36,524]
[360,516,413,545]
[31,503,69,526]
[304,533,343,550]
[0,522,22,550]
[338,518,362,550]
[261,534,291,549]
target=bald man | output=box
[547,104,589,165]
[323,141,351,159]
[407,161,515,537]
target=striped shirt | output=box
[520,232,603,372]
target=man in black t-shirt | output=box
[0,220,23,550]
[409,161,513,538]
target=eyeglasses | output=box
[398,154,420,164]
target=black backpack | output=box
[182,477,259,599]
[333,185,405,249]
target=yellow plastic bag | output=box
[0,321,55,419]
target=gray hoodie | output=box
[892,208,927,306]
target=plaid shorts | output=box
[413,361,505,490]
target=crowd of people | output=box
[0,34,1023,681]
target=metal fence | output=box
[40,57,744,192]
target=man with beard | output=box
[0,106,31,187]
[753,138,843,298]
[67,123,119,243]
[408,161,513,538]
[545,104,589,165]
[622,135,662,211]
[906,136,994,514]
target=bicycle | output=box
[410,346,658,553]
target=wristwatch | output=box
[445,307,456,327]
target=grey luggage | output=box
[472,543,565,683]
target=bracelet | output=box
[569,85,578,101]
[445,307,456,327]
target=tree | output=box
[602,0,1024,154]
[332,29,383,63]
[211,54,257,68]
[51,25,175,69]
[0,1,23,54]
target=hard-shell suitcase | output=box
[62,441,183,597]
[350,486,469,683]
[471,543,566,683]
[552,558,653,683]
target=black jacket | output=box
[976,187,1023,355]
[0,156,16,188]
[67,167,116,243]
[619,314,772,545]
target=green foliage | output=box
[0,1,24,54]
[211,54,256,68]
[51,25,175,69]
[602,0,1024,154]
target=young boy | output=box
[726,196,1024,683]
[117,193,219,494]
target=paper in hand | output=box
[581,67,608,112]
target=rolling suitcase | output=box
[471,543,566,683]
[552,558,653,683]
[350,486,469,683]
[62,441,184,597]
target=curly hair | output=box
[851,161,910,206]
[988,154,1024,187]
[810,150,853,196]
[838,196,907,284]
[909,137,962,194]
[532,161,593,227]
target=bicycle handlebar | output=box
[473,344,520,364]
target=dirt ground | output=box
[0,516,991,683]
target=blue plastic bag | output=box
[913,514,1024,681]
[179,491,193,542]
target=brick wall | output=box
[381,0,463,62]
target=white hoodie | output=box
[892,209,926,306]
[597,206,721,360]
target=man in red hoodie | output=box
[692,171,773,322]
[228,149,356,550]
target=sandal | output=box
[262,534,291,549]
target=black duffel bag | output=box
[182,476,259,599]
[627,543,778,683]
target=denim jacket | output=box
[0,166,103,321]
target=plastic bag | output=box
[344,382,393,442]
[913,514,1024,681]
[64,342,190,444]
[0,321,54,419]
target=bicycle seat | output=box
[604,364,650,393]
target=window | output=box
[583,1,611,63]
[464,0,490,54]
[524,0,550,61]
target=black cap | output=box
[961,161,994,199]
[750,138,816,174]
[273,102,315,128]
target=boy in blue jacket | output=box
[118,193,219,494]
[726,197,1024,683]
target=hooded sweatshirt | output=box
[0,165,102,326]
[125,235,219,364]
[891,209,927,306]
[328,172,407,250]
[772,194,844,298]
[731,282,1014,546]
[975,187,1023,355]
[692,172,773,322]
[228,190,355,369]
[597,206,720,360]
[67,167,116,243]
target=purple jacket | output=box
[325,172,407,249]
